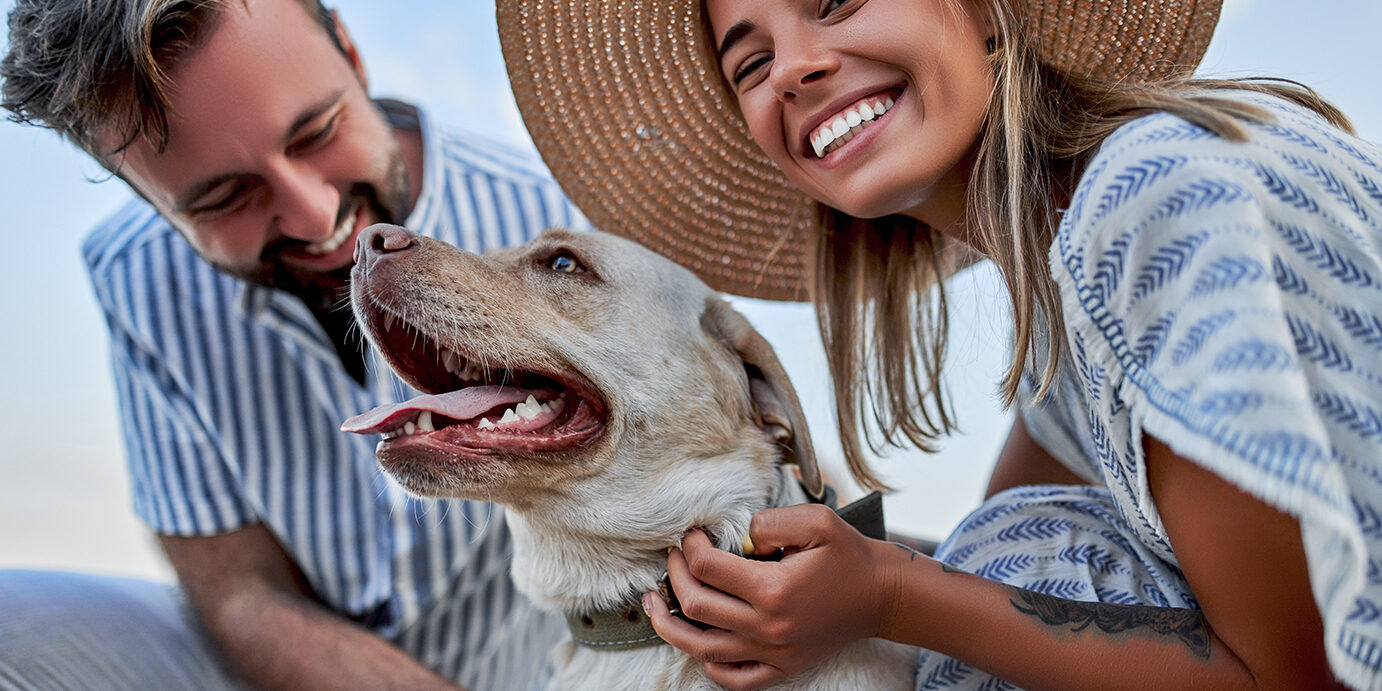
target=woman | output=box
[498,0,1381,688]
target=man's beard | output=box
[218,148,409,311]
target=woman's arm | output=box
[646,437,1341,690]
[984,414,1089,497]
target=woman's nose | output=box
[769,44,836,100]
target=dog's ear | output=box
[701,297,824,500]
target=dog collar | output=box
[565,489,887,651]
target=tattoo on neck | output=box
[1010,589,1211,659]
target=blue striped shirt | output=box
[82,102,587,689]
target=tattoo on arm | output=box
[892,542,921,561]
[1010,589,1211,659]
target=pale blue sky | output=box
[1,0,1379,576]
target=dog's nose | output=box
[354,223,418,273]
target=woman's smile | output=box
[803,85,903,160]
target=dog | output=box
[341,224,915,690]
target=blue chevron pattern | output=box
[1191,254,1267,296]
[1273,255,1311,295]
[924,92,1382,690]
[1274,221,1376,287]
[1335,304,1382,351]
[1129,231,1208,304]
[917,657,977,690]
[1130,314,1176,367]
[1171,310,1236,365]
[1211,340,1296,373]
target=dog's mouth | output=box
[340,303,606,458]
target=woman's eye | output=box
[820,0,850,17]
[733,55,772,85]
[549,253,582,273]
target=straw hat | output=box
[498,0,1223,301]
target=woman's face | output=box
[706,0,994,229]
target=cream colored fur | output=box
[349,226,915,690]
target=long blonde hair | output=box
[818,0,1353,491]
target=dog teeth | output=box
[516,395,544,420]
[382,396,562,437]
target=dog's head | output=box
[342,225,821,531]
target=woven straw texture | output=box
[499,0,1222,301]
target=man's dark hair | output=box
[1,0,342,164]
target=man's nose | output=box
[354,223,418,274]
[271,165,339,243]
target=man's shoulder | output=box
[81,198,180,276]
[80,198,227,312]
[430,122,561,186]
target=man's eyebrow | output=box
[716,20,755,60]
[284,88,347,146]
[174,89,347,212]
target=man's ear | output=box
[329,9,369,89]
[702,297,823,499]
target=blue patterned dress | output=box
[915,91,1382,690]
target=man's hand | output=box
[160,523,464,691]
[642,505,897,691]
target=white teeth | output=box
[498,408,520,424]
[417,410,434,432]
[811,95,895,159]
[516,395,544,420]
[404,421,416,435]
[478,418,495,430]
[458,360,484,381]
[305,207,357,255]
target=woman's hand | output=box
[641,503,903,690]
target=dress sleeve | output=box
[1052,103,1382,689]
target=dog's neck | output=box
[504,460,803,615]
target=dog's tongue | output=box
[341,385,540,434]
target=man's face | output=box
[109,0,408,299]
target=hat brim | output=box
[499,0,1222,302]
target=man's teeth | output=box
[811,97,894,159]
[305,207,358,255]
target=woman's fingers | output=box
[666,535,759,629]
[642,586,764,664]
[705,661,789,691]
[744,504,839,555]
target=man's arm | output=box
[159,523,463,691]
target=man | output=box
[0,0,583,688]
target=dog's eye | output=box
[548,253,582,274]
